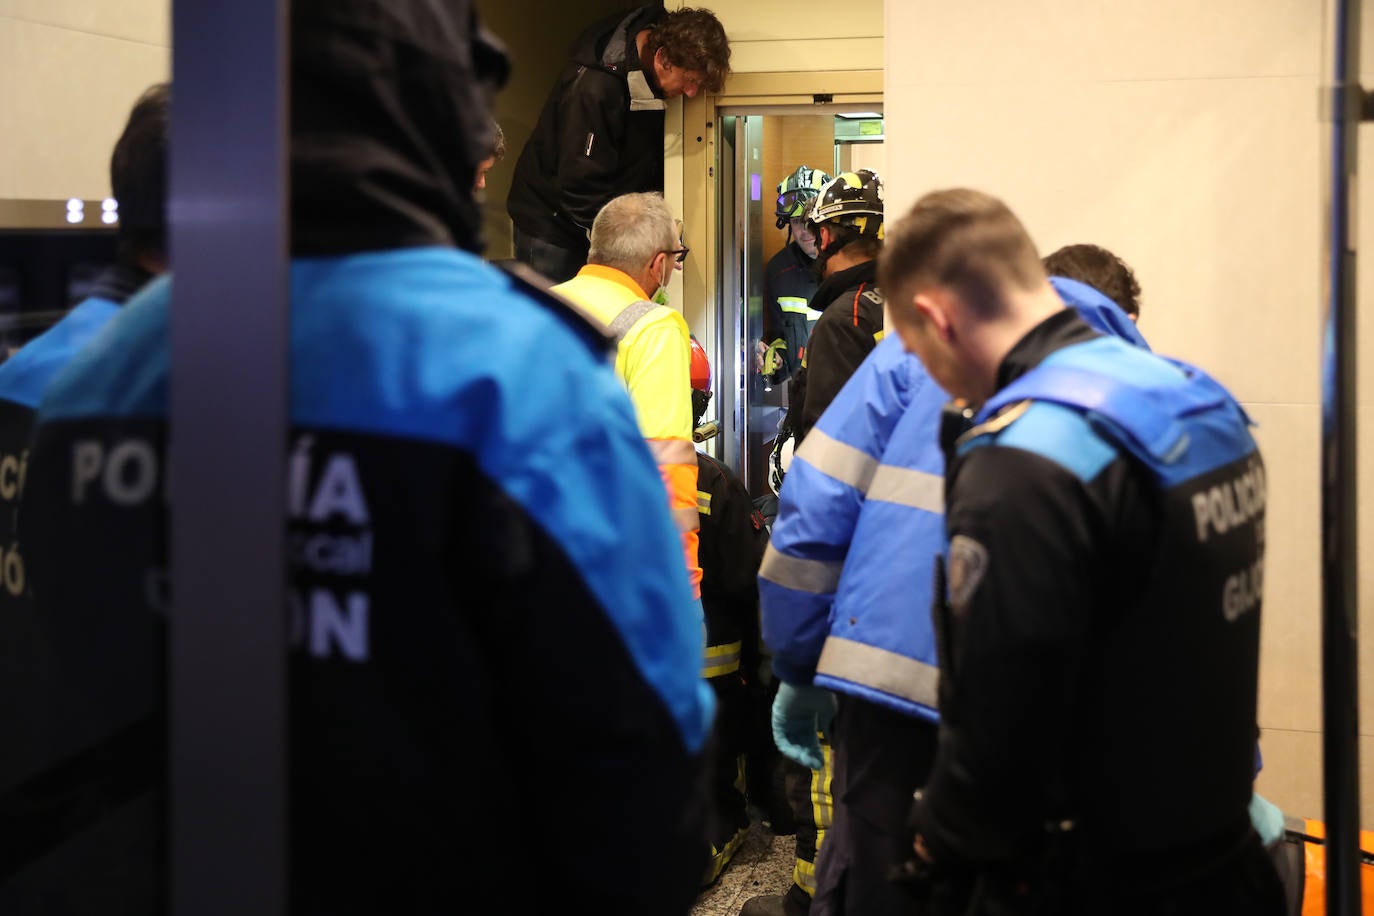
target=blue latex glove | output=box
[771,683,836,771]
[1248,791,1286,846]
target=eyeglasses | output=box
[663,246,690,264]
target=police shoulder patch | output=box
[947,534,989,612]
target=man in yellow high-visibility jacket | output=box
[553,192,701,598]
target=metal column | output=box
[169,0,289,913]
[1323,0,1363,913]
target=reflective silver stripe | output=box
[607,299,659,338]
[794,428,878,492]
[866,465,944,513]
[778,296,810,314]
[702,641,742,677]
[648,438,697,465]
[759,543,843,594]
[673,506,700,532]
[816,636,940,710]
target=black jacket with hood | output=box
[507,4,668,253]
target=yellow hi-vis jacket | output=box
[553,264,702,598]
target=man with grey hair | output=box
[553,192,702,608]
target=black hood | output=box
[291,0,510,256]
[568,4,664,73]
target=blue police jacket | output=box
[16,248,714,914]
[758,278,1148,722]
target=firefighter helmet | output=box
[808,169,884,240]
[775,165,831,229]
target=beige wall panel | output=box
[889,0,1314,87]
[881,76,1319,406]
[1358,407,1374,738]
[1253,727,1323,823]
[0,19,17,199]
[711,0,880,42]
[7,18,169,200]
[2,0,168,48]
[1246,404,1321,736]
[727,37,883,74]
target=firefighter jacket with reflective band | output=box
[761,241,819,380]
[914,312,1263,870]
[788,259,883,447]
[759,279,1150,723]
[0,265,148,823]
[554,264,702,597]
[697,452,767,682]
[14,249,714,915]
[507,4,667,253]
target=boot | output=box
[738,885,810,916]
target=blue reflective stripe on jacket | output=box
[761,280,1146,720]
[0,298,121,410]
[37,247,714,751]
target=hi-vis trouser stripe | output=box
[697,489,712,516]
[702,640,742,678]
[778,296,810,314]
[794,740,834,896]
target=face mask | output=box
[651,255,672,305]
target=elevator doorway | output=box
[713,108,885,498]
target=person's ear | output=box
[913,289,956,343]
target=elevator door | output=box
[715,109,885,499]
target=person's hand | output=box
[913,834,934,864]
[759,338,788,378]
[770,683,835,770]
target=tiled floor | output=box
[691,820,796,916]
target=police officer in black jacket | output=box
[507,5,730,283]
[878,188,1283,915]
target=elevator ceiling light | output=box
[835,111,882,120]
[103,198,118,212]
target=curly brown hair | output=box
[1042,243,1141,318]
[645,8,731,94]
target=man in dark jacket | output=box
[507,5,730,283]
[885,188,1282,916]
[12,3,716,915]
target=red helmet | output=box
[690,335,710,391]
[690,335,712,428]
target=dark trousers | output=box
[812,695,940,916]
[511,225,586,285]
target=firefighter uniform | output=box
[697,451,770,884]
